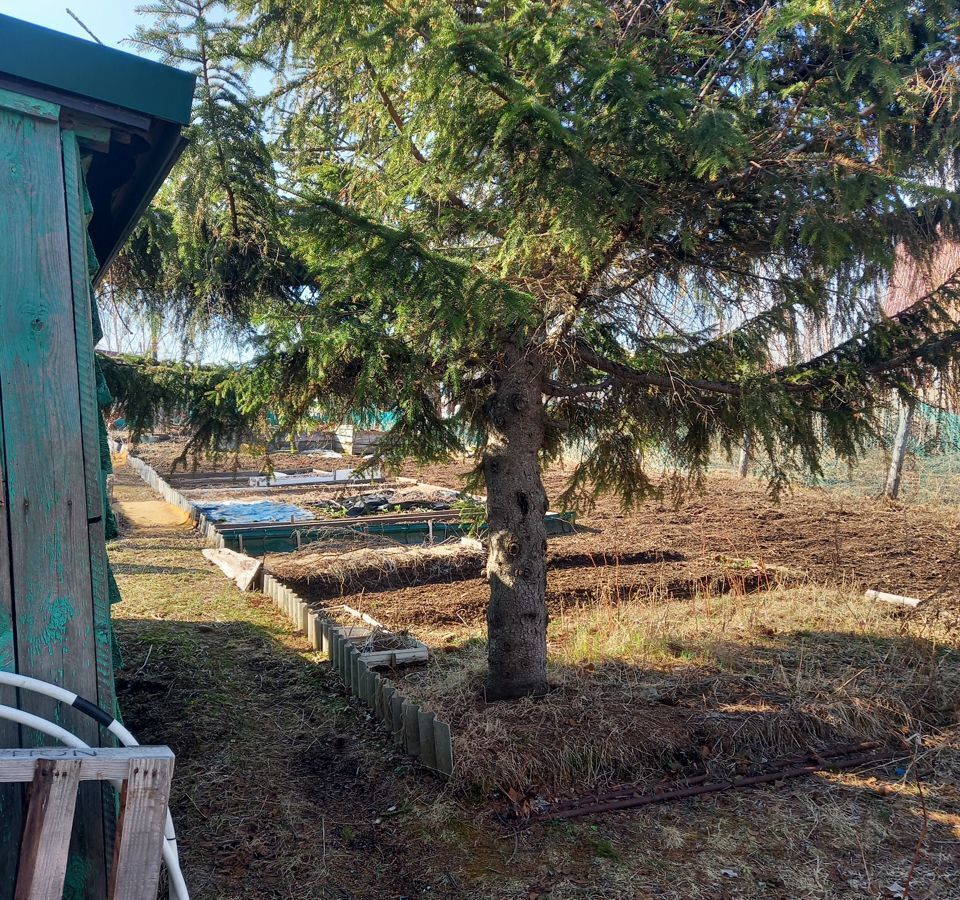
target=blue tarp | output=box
[193,500,314,524]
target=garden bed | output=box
[270,462,960,803]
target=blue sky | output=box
[0,1,145,49]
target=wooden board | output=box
[0,322,22,896]
[0,747,174,784]
[108,754,174,900]
[0,749,175,900]
[63,131,116,729]
[63,131,119,866]
[14,758,82,900]
[0,102,105,897]
[202,547,263,592]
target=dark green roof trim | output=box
[0,14,194,125]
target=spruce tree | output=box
[125,1,960,700]
[111,0,286,334]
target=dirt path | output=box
[109,465,479,899]
[108,464,960,900]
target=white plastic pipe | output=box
[0,703,84,748]
[864,588,924,608]
[0,676,189,900]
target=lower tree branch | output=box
[572,340,744,396]
[543,377,614,397]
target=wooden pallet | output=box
[1,747,174,900]
[331,604,430,666]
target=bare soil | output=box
[278,462,960,635]
[132,440,370,477]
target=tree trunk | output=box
[483,347,550,701]
[737,431,752,478]
[884,399,915,500]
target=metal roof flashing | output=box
[0,14,194,125]
[0,14,196,282]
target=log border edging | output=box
[127,454,455,777]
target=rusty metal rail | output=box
[527,741,896,822]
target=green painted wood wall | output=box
[0,91,116,899]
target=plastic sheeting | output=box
[193,500,315,525]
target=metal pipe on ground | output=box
[533,750,895,821]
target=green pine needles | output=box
[112,0,960,697]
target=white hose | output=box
[0,675,189,900]
[0,704,84,748]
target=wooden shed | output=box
[0,15,194,897]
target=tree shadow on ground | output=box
[112,609,959,900]
[111,562,207,576]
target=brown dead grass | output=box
[133,440,370,477]
[113,460,960,899]
[272,542,484,603]
[387,581,959,799]
[255,458,960,800]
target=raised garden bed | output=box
[128,452,960,812]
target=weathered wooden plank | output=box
[72,123,112,151]
[0,305,22,896]
[201,548,262,592]
[434,721,454,777]
[62,132,116,727]
[418,711,437,770]
[341,625,372,642]
[358,646,429,667]
[0,89,58,122]
[0,104,105,897]
[108,754,174,900]
[0,748,174,783]
[14,758,82,900]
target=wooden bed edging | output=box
[127,455,456,778]
[261,570,455,777]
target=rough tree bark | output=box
[737,431,752,478]
[482,346,550,700]
[884,399,916,500]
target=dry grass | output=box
[111,463,960,899]
[393,577,959,798]
[271,541,484,603]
